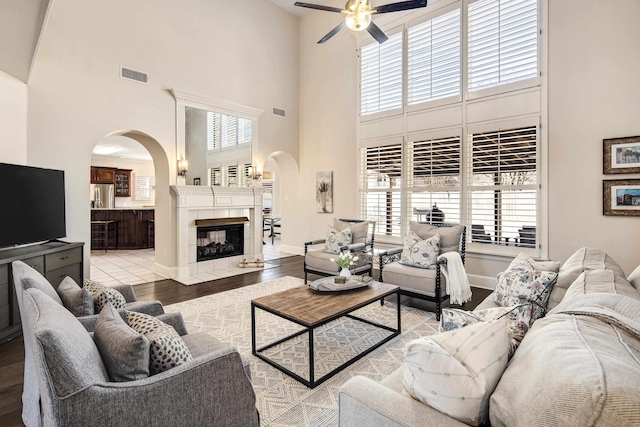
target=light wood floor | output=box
[0,256,491,426]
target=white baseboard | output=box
[280,244,304,256]
[154,263,177,279]
[468,274,496,290]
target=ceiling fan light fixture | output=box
[345,11,372,31]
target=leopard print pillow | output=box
[83,279,126,312]
[126,311,193,375]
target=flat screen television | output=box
[0,163,66,248]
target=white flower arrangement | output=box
[330,251,359,269]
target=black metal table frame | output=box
[251,290,401,389]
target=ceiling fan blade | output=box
[374,0,428,14]
[294,2,345,13]
[367,21,389,44]
[318,21,346,44]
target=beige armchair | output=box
[304,219,376,284]
[378,222,466,320]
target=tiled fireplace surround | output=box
[171,186,264,279]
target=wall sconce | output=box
[177,157,188,178]
[250,164,262,181]
[262,171,275,180]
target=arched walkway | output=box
[91,130,173,278]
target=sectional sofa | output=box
[339,247,640,426]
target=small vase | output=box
[339,267,351,278]
[320,192,328,213]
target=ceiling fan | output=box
[294,0,427,44]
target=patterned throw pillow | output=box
[323,225,352,254]
[83,279,127,312]
[399,231,440,269]
[440,305,531,358]
[403,318,510,425]
[126,311,193,375]
[494,266,558,322]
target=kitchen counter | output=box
[91,209,154,249]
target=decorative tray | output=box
[309,276,374,292]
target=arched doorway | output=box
[261,151,298,259]
[89,130,172,284]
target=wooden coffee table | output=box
[251,281,400,388]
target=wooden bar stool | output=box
[91,220,116,252]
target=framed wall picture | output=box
[316,171,333,213]
[603,136,640,174]
[193,177,201,185]
[603,179,640,216]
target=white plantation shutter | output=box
[221,115,238,149]
[468,0,538,91]
[241,163,252,187]
[360,32,403,116]
[360,143,403,236]
[209,167,222,186]
[407,136,461,224]
[467,125,538,247]
[408,8,461,105]
[225,165,238,187]
[238,118,252,144]
[206,112,220,150]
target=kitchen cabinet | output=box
[115,169,132,197]
[0,241,84,345]
[90,167,116,184]
[90,209,154,250]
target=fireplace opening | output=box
[196,223,244,262]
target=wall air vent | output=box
[272,107,286,117]
[120,66,149,84]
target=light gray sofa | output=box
[20,287,260,427]
[339,247,640,426]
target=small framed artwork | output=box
[193,177,201,185]
[603,136,640,174]
[316,171,333,213]
[603,179,640,216]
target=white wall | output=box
[0,70,27,164]
[289,1,359,253]
[26,0,300,277]
[548,0,640,275]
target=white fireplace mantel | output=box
[170,186,264,279]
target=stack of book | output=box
[320,277,366,291]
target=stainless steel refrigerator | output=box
[90,183,115,209]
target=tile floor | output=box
[90,236,295,286]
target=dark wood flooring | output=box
[0,255,492,426]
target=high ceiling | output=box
[267,0,330,17]
[0,0,49,82]
[0,0,314,83]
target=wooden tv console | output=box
[0,241,84,345]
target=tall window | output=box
[407,8,461,106]
[407,135,461,225]
[360,32,403,116]
[468,0,538,92]
[360,142,403,236]
[207,112,253,150]
[467,125,538,247]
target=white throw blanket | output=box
[438,252,472,305]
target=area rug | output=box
[165,276,439,427]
